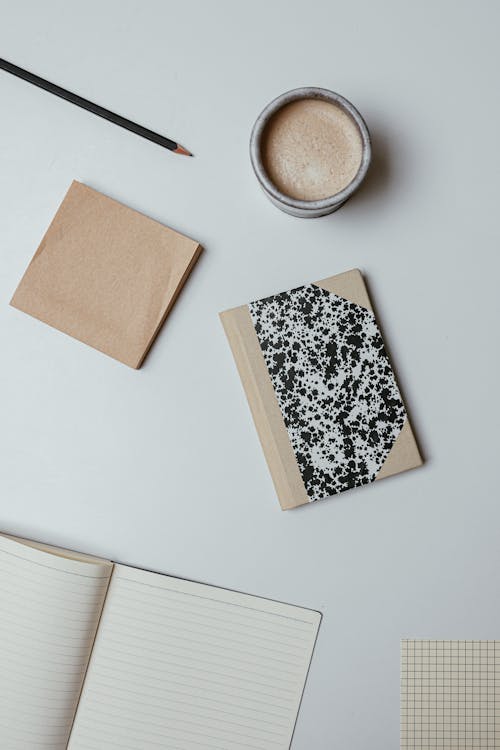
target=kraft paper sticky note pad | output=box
[11,181,202,368]
[401,640,500,749]
[220,269,422,510]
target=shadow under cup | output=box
[250,87,371,218]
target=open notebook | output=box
[0,534,320,750]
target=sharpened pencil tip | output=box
[174,145,193,156]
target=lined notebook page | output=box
[69,565,321,750]
[0,535,112,750]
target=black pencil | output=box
[0,57,192,156]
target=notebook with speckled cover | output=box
[220,269,422,510]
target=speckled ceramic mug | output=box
[250,87,371,218]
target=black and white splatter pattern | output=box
[248,284,406,501]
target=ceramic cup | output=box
[249,87,371,218]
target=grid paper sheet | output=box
[401,640,500,749]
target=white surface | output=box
[0,1,499,748]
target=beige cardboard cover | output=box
[220,269,422,510]
[11,181,202,368]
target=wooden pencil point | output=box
[174,144,193,156]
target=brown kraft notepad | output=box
[220,269,422,510]
[11,181,202,368]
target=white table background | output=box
[1,2,499,748]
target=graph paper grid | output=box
[401,640,500,749]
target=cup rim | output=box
[249,87,371,211]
